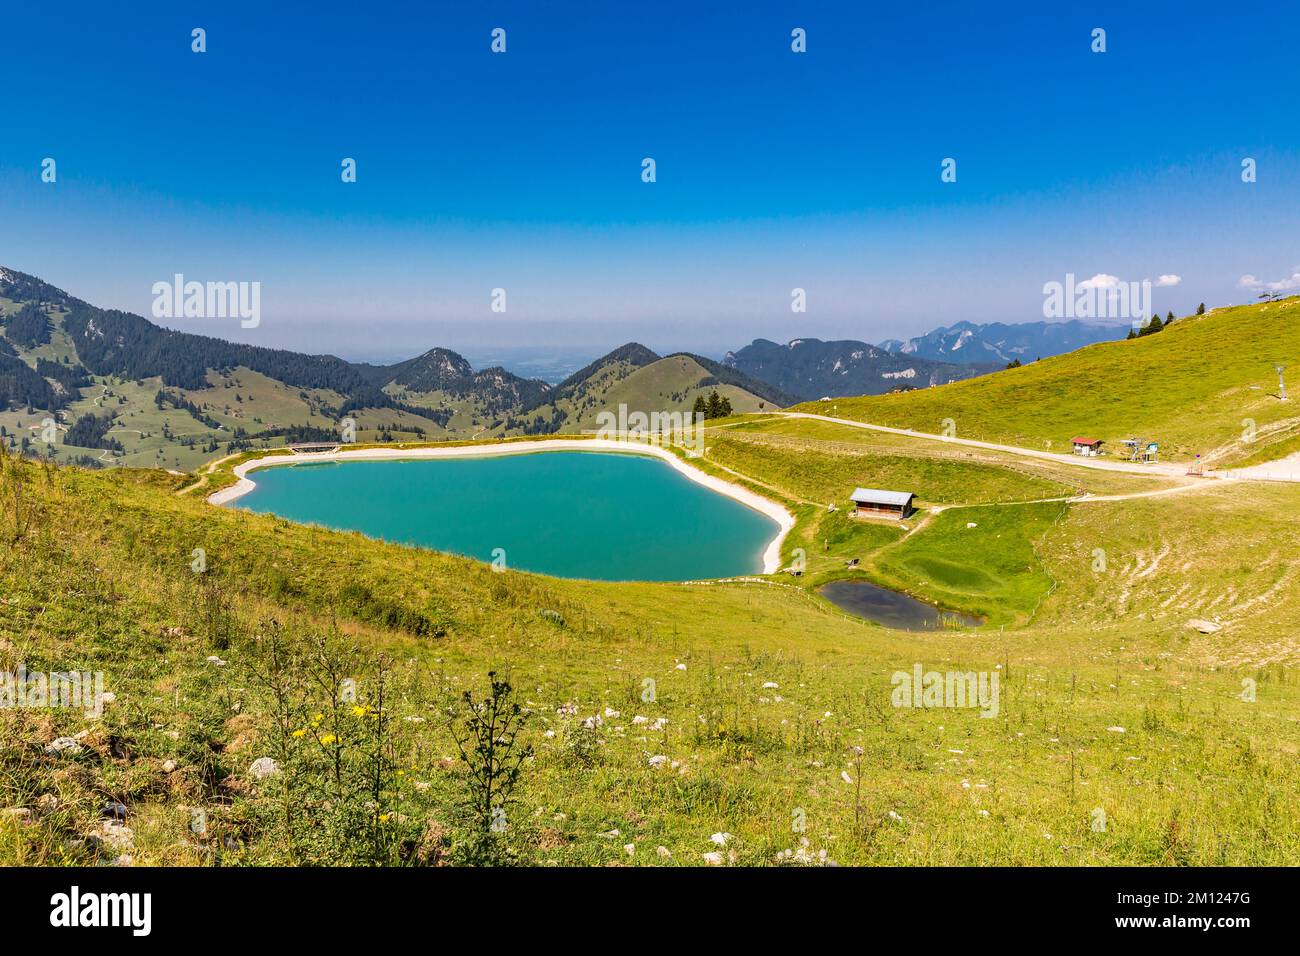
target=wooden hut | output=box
[849,487,915,519]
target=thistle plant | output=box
[449,671,532,863]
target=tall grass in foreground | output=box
[1,452,1298,866]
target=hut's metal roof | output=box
[850,488,914,507]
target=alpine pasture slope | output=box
[1,308,1298,867]
[797,297,1300,468]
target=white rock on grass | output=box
[100,821,134,852]
[248,757,280,779]
[655,846,672,858]
[709,831,732,846]
[702,851,725,866]
[44,737,83,757]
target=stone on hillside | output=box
[248,757,280,779]
[99,821,134,851]
[44,737,83,757]
[1187,619,1221,634]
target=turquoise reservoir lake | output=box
[235,451,781,582]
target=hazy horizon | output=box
[3,1,1296,357]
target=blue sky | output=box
[2,0,1297,362]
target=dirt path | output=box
[175,452,241,496]
[777,410,1300,485]
[775,411,1191,478]
[1210,449,1300,483]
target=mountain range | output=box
[0,267,789,471]
[879,319,1123,365]
[722,319,1126,401]
[0,265,1134,469]
[722,338,997,401]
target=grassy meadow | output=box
[795,297,1300,466]
[2,403,1297,866]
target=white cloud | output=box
[1077,273,1121,290]
[1238,269,1300,292]
[1155,274,1181,287]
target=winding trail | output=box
[775,411,1191,478]
[175,452,242,496]
[773,410,1300,487]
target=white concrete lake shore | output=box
[207,439,796,575]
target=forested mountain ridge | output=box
[0,268,789,469]
[723,337,993,400]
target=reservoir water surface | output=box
[235,451,780,582]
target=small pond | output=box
[819,579,983,631]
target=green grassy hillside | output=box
[4,280,1299,867]
[2,435,1296,867]
[503,353,779,436]
[796,298,1300,464]
[1,275,786,466]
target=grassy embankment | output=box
[2,447,1300,868]
[2,405,1298,866]
[794,297,1300,466]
